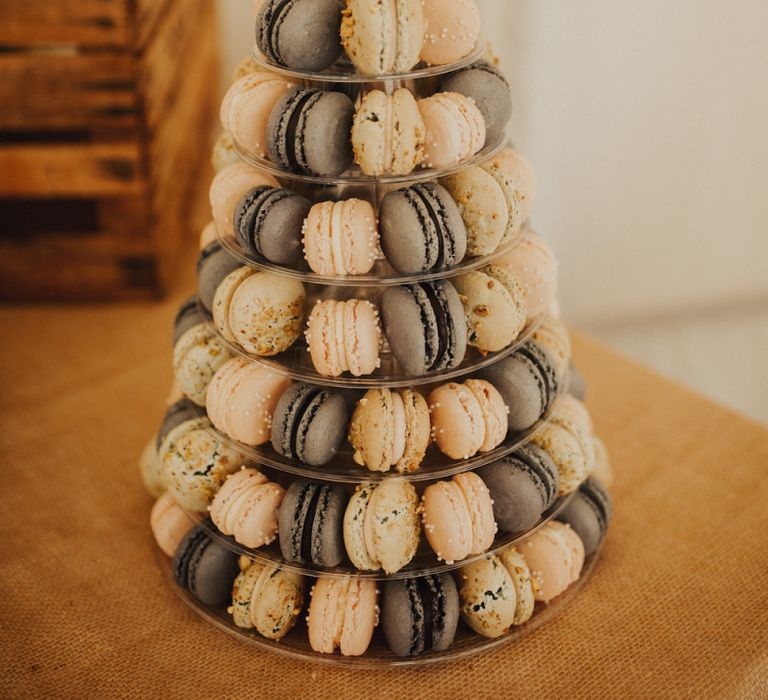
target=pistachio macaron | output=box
[531,412,594,495]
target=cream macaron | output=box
[211,131,239,173]
[307,576,378,656]
[213,267,306,356]
[150,492,195,557]
[428,379,508,460]
[422,472,497,564]
[487,147,537,220]
[343,480,421,574]
[306,299,381,377]
[518,521,585,603]
[418,92,485,170]
[348,388,430,473]
[209,467,285,549]
[206,358,292,446]
[230,556,304,640]
[531,413,594,495]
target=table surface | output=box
[1,231,766,699]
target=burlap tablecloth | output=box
[1,238,766,698]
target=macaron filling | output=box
[390,391,407,465]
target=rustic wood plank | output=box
[133,0,175,50]
[0,51,138,131]
[0,0,131,47]
[0,143,144,197]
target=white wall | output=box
[216,0,768,325]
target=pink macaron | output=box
[518,521,585,603]
[302,199,379,275]
[306,299,381,377]
[206,358,292,446]
[487,147,537,221]
[422,472,497,564]
[495,229,558,320]
[418,92,485,169]
[428,379,508,460]
[420,0,481,66]
[307,576,378,656]
[209,467,284,549]
[209,162,278,236]
[150,493,195,557]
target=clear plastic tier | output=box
[185,488,578,582]
[156,540,602,667]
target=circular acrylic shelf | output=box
[192,384,564,484]
[233,132,506,187]
[218,218,528,288]
[200,306,543,390]
[250,42,486,84]
[156,540,602,668]
[185,487,579,582]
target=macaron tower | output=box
[140,0,615,665]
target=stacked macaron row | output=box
[151,493,610,657]
[219,53,512,177]
[253,0,483,75]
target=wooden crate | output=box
[0,0,219,301]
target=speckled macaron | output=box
[531,413,594,495]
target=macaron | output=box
[497,547,536,625]
[150,493,195,557]
[478,443,559,533]
[156,398,199,451]
[139,435,164,498]
[494,229,558,320]
[256,0,343,71]
[557,476,611,556]
[199,220,218,249]
[159,403,247,512]
[230,557,305,639]
[381,573,459,656]
[343,480,420,574]
[428,379,507,460]
[307,576,378,656]
[267,87,354,176]
[531,413,593,495]
[517,520,585,603]
[302,198,378,275]
[441,166,509,256]
[209,162,278,236]
[172,297,232,406]
[306,299,381,377]
[234,185,311,266]
[421,472,497,564]
[210,468,285,549]
[211,131,239,173]
[479,340,560,432]
[206,358,293,446]
[196,242,241,312]
[348,388,430,473]
[220,71,295,158]
[278,479,347,567]
[271,382,350,466]
[557,394,593,436]
[212,267,306,356]
[379,182,467,274]
[341,0,424,75]
[418,92,485,170]
[591,435,614,488]
[352,88,425,176]
[531,313,572,381]
[420,0,481,66]
[454,266,527,353]
[481,163,525,247]
[441,61,512,144]
[486,147,537,220]
[173,523,240,606]
[380,280,467,376]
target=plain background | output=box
[215,0,768,422]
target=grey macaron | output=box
[271,383,350,467]
[381,281,468,376]
[234,186,311,266]
[382,573,460,657]
[156,399,199,451]
[379,182,467,274]
[278,479,347,567]
[557,476,612,556]
[173,523,240,607]
[256,0,343,71]
[441,61,512,145]
[173,296,205,346]
[196,241,241,312]
[478,443,559,533]
[267,87,354,176]
[480,340,559,432]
